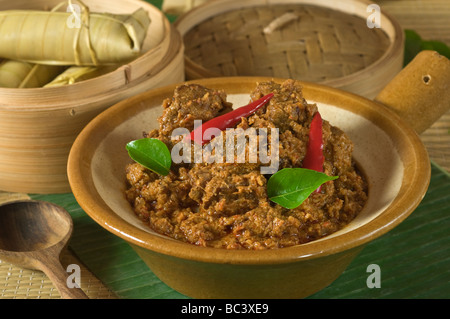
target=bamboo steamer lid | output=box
[175,0,404,98]
[0,0,185,194]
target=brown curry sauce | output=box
[125,80,368,249]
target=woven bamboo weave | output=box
[0,191,117,299]
[183,4,391,81]
[377,0,450,172]
[0,250,117,299]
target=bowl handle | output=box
[374,50,450,134]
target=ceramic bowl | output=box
[67,73,435,298]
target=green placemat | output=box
[26,0,450,299]
[29,162,450,299]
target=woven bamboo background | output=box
[378,0,450,172]
[183,3,391,81]
[0,0,449,299]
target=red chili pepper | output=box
[187,93,274,145]
[302,112,324,192]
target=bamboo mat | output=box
[0,192,118,299]
[1,0,449,299]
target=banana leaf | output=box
[0,60,65,88]
[0,6,150,66]
[44,65,118,87]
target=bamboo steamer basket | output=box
[175,0,404,98]
[0,0,185,194]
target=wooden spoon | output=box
[0,200,88,299]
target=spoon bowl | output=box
[0,200,88,299]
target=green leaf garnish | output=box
[126,138,171,176]
[267,168,338,209]
[404,29,450,66]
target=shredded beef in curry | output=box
[125,80,368,249]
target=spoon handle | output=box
[36,251,89,299]
[42,261,90,299]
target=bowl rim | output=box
[67,76,431,265]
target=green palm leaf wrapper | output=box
[0,3,150,66]
[0,0,151,88]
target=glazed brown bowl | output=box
[67,51,449,298]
